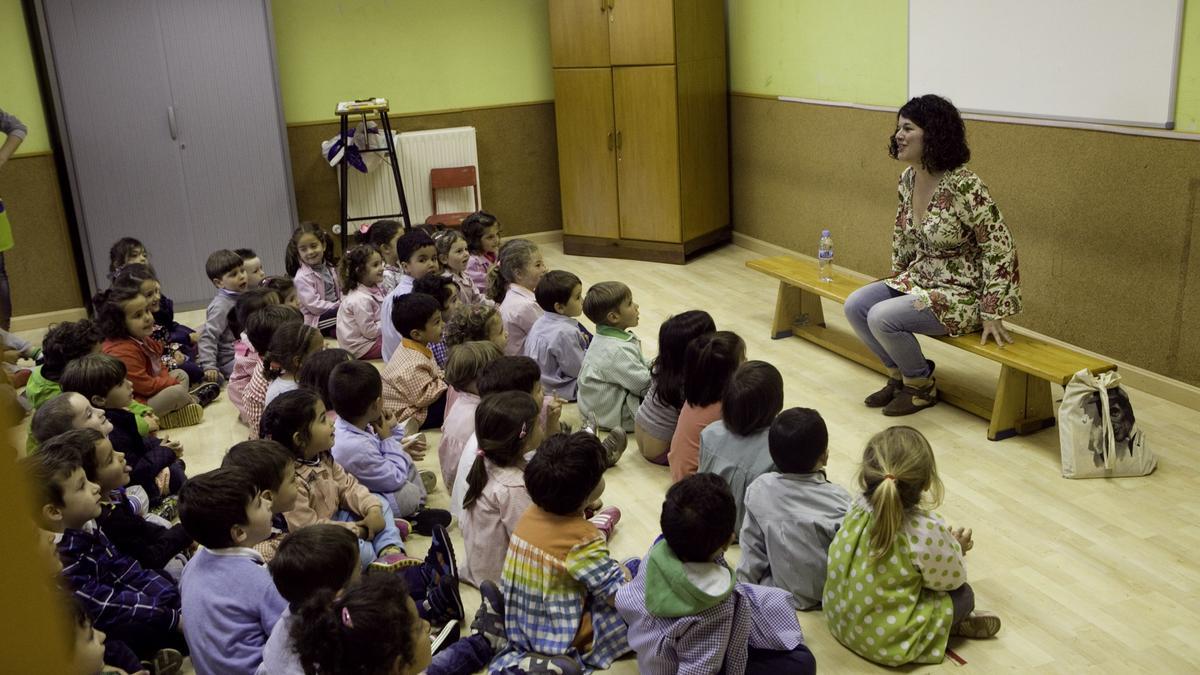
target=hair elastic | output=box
[884,474,897,481]
[341,607,353,628]
[476,448,485,457]
[518,422,527,440]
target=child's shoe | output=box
[951,610,1002,638]
[601,428,627,467]
[472,580,507,652]
[588,506,621,539]
[368,545,422,573]
[430,619,462,655]
[622,556,641,580]
[392,518,412,541]
[427,524,458,581]
[582,412,600,435]
[189,382,221,407]
[420,469,438,493]
[149,495,179,521]
[517,654,583,675]
[423,573,465,626]
[408,507,453,536]
[158,403,204,429]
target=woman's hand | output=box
[980,319,1013,347]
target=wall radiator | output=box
[342,126,481,228]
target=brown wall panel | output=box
[287,102,562,246]
[0,154,84,315]
[731,94,1200,387]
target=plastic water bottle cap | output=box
[821,229,831,236]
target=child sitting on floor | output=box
[58,353,160,441]
[112,262,206,392]
[22,442,185,662]
[261,389,420,572]
[263,276,300,310]
[262,322,324,409]
[668,331,745,482]
[491,431,631,673]
[737,407,851,610]
[93,286,209,423]
[199,249,248,381]
[414,273,460,368]
[523,270,592,401]
[360,219,404,294]
[462,211,502,295]
[286,221,341,333]
[435,228,488,306]
[380,230,439,360]
[329,360,449,534]
[381,293,448,431]
[242,305,303,436]
[178,468,288,675]
[635,310,715,464]
[228,288,281,414]
[237,248,266,287]
[616,474,816,674]
[823,426,1001,667]
[66,428,194,581]
[221,438,299,563]
[577,281,649,433]
[487,239,546,356]
[698,361,783,534]
[458,391,543,587]
[108,238,197,357]
[336,244,387,359]
[32,392,186,508]
[24,318,103,412]
[438,341,504,489]
[444,303,508,352]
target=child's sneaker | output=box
[149,495,179,521]
[368,545,423,573]
[392,518,412,541]
[430,619,461,655]
[622,556,641,580]
[420,469,438,493]
[517,654,583,675]
[408,507,453,536]
[582,412,600,435]
[601,428,627,467]
[189,382,221,407]
[158,403,204,429]
[588,506,621,539]
[423,573,465,626]
[427,524,458,581]
[951,610,1002,638]
[472,579,507,652]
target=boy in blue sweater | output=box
[178,468,287,675]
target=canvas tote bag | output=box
[1059,369,1156,479]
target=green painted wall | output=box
[0,0,50,154]
[271,0,554,123]
[729,0,1200,133]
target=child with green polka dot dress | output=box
[823,426,1000,666]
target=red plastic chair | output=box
[425,166,480,228]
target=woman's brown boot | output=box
[882,375,938,416]
[864,369,903,408]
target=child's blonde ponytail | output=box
[859,426,942,559]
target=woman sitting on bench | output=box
[845,94,1022,417]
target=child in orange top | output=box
[381,293,447,431]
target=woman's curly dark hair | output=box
[888,94,970,173]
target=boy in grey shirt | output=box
[198,249,247,380]
[737,407,851,609]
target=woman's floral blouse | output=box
[884,166,1022,336]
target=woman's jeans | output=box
[844,281,947,379]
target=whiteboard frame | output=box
[906,0,1186,130]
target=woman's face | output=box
[894,116,925,166]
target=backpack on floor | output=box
[1059,369,1156,479]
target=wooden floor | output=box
[21,240,1200,673]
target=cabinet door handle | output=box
[600,0,606,11]
[607,0,614,10]
[615,130,622,161]
[167,106,178,140]
[607,131,614,151]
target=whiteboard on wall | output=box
[908,0,1185,128]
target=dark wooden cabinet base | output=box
[562,226,732,264]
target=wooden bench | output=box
[747,255,1118,441]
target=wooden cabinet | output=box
[550,0,729,263]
